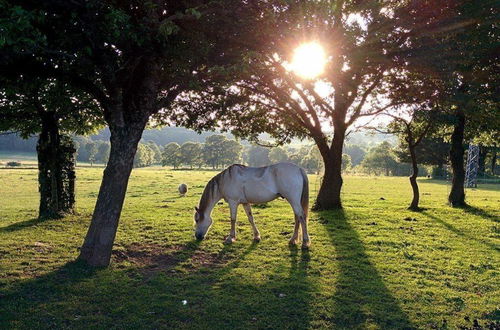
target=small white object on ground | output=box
[278,293,286,298]
[182,300,187,305]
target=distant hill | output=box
[0,126,394,153]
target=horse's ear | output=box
[194,206,199,212]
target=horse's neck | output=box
[200,190,222,216]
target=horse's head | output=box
[194,206,212,240]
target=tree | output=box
[221,139,243,166]
[85,142,97,166]
[394,137,449,178]
[146,141,162,165]
[394,0,499,206]
[344,145,366,167]
[176,1,424,210]
[245,145,270,167]
[341,154,352,172]
[180,141,202,169]
[202,135,227,169]
[134,143,155,168]
[161,142,182,169]
[361,142,398,176]
[384,109,435,210]
[2,0,260,266]
[96,142,111,164]
[0,78,102,218]
[301,146,322,174]
[269,147,288,163]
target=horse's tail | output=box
[300,168,309,221]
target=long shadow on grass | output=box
[318,209,414,329]
[0,239,316,329]
[462,205,499,222]
[159,241,315,329]
[422,211,499,252]
[0,218,45,233]
[0,242,202,328]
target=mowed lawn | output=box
[0,167,498,329]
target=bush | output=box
[6,161,22,167]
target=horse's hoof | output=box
[301,240,311,249]
[289,238,299,245]
[224,236,236,244]
[253,236,261,243]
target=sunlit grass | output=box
[0,167,498,328]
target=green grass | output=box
[0,168,498,329]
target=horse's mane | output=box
[198,164,246,213]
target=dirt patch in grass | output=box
[112,243,227,277]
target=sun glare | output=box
[290,42,326,79]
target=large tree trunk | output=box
[78,124,146,267]
[313,125,345,210]
[448,111,466,207]
[37,112,76,218]
[408,145,420,211]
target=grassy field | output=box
[0,167,498,329]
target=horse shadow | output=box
[318,209,414,329]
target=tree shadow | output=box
[318,209,414,329]
[462,205,499,222]
[422,211,499,252]
[0,217,45,233]
[0,239,316,328]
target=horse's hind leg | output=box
[299,213,310,249]
[289,214,300,246]
[225,201,238,244]
[243,203,260,242]
[290,202,310,248]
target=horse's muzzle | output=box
[195,233,204,241]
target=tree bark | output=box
[78,124,145,266]
[313,125,345,210]
[448,111,466,207]
[408,145,420,210]
[37,112,75,218]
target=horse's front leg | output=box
[243,203,260,242]
[225,201,238,244]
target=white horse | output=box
[194,163,310,248]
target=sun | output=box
[290,42,326,79]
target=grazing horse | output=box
[194,163,310,248]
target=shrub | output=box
[6,161,22,167]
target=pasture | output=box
[0,167,498,329]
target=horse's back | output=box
[221,163,305,204]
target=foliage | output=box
[0,168,498,329]
[268,147,288,163]
[180,142,203,168]
[361,142,399,176]
[344,145,366,167]
[96,142,111,165]
[342,154,352,172]
[133,143,155,168]
[162,143,182,169]
[244,145,270,167]
[85,142,97,166]
[6,161,21,167]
